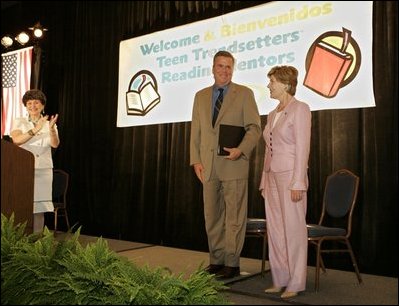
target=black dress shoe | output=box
[204,264,224,274]
[217,266,240,279]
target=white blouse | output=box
[11,117,58,169]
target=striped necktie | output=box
[212,88,224,127]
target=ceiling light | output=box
[29,22,48,39]
[1,35,14,48]
[15,32,30,45]
[33,28,43,38]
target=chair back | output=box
[308,169,362,291]
[52,169,69,207]
[321,169,359,236]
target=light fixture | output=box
[1,23,48,50]
[15,31,30,45]
[29,22,48,39]
[1,35,14,48]
[33,27,43,38]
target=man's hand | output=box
[193,163,204,183]
[223,147,242,160]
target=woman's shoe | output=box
[281,291,298,299]
[264,287,283,293]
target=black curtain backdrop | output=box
[1,1,397,277]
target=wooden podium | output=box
[1,139,35,233]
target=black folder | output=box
[218,124,246,156]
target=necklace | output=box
[277,104,286,112]
[277,99,292,112]
[28,115,41,125]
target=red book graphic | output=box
[304,29,353,98]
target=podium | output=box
[1,139,34,233]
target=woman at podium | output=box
[10,89,60,233]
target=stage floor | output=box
[56,233,398,305]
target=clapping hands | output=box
[34,114,59,134]
[49,114,59,129]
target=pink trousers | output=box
[264,171,307,292]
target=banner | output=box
[1,46,33,136]
[117,1,374,127]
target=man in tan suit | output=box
[190,51,261,279]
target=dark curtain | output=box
[1,1,397,277]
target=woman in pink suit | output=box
[259,66,311,299]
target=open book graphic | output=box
[304,28,353,98]
[126,82,160,116]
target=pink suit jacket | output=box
[260,98,311,193]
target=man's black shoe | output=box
[205,264,225,274]
[217,266,240,279]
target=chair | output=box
[246,218,268,276]
[307,169,363,291]
[52,169,70,233]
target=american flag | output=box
[1,46,33,136]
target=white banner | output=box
[117,1,374,127]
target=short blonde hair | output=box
[267,66,298,95]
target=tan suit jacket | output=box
[190,82,261,181]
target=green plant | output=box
[1,213,229,305]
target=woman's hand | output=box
[49,114,60,148]
[49,114,58,129]
[33,115,49,133]
[291,190,304,202]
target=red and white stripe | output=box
[1,46,33,136]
